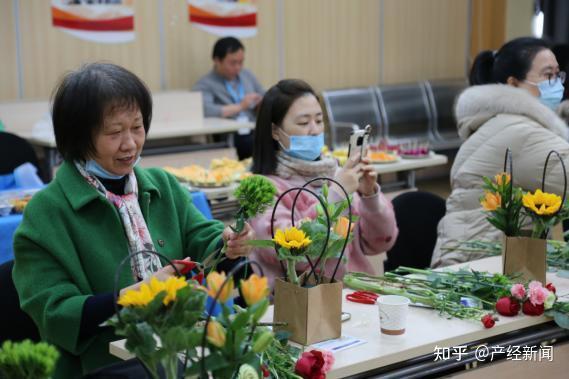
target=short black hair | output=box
[212,37,244,60]
[251,79,318,175]
[469,37,550,85]
[51,62,152,162]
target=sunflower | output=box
[522,189,562,216]
[117,276,188,308]
[273,227,312,250]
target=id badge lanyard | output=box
[225,79,250,129]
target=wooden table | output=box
[109,256,569,377]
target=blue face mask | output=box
[280,132,324,161]
[85,157,140,180]
[532,79,565,110]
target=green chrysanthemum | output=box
[234,175,277,220]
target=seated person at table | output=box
[248,79,398,289]
[12,63,254,378]
[432,37,569,268]
[192,37,265,160]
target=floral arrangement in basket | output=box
[481,149,569,239]
[249,178,356,286]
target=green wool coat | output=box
[12,161,225,378]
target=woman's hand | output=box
[223,222,255,259]
[119,258,191,297]
[357,158,378,196]
[333,153,364,194]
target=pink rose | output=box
[528,281,542,290]
[510,284,526,300]
[295,350,334,379]
[529,285,549,306]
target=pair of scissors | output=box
[346,290,379,305]
[172,260,205,283]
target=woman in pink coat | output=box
[249,79,398,289]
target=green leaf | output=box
[230,311,250,331]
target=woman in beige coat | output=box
[432,37,569,267]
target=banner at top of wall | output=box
[188,0,257,38]
[51,0,135,44]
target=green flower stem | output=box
[287,259,299,285]
[163,355,179,379]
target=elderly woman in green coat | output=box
[12,63,255,378]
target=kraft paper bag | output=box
[273,276,342,345]
[502,236,546,283]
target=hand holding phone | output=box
[347,125,371,162]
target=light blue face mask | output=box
[85,157,140,180]
[527,78,565,110]
[279,132,324,161]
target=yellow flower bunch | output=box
[273,226,312,250]
[240,274,269,306]
[206,271,234,303]
[118,276,188,307]
[522,189,562,216]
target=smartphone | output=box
[347,125,371,162]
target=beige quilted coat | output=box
[431,84,569,267]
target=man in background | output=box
[193,37,264,160]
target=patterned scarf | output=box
[275,151,338,186]
[74,162,161,280]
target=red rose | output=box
[495,296,521,316]
[295,350,334,379]
[546,283,557,294]
[481,314,496,328]
[522,300,545,316]
[261,365,270,378]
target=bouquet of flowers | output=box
[106,254,274,379]
[480,150,568,239]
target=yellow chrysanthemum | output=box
[494,172,511,186]
[273,227,312,250]
[481,191,501,211]
[206,271,234,303]
[522,189,562,216]
[240,274,269,306]
[117,276,188,308]
[206,320,226,348]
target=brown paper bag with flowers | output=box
[262,177,353,345]
[482,149,568,282]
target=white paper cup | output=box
[377,295,410,335]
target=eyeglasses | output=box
[525,71,566,87]
[545,71,566,85]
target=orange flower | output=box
[481,192,501,211]
[206,271,234,303]
[334,216,355,238]
[494,173,511,186]
[240,274,269,306]
[206,320,226,348]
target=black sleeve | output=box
[79,293,116,340]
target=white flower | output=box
[237,364,259,379]
[544,292,557,310]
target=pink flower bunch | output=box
[496,281,557,317]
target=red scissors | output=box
[346,290,379,305]
[172,260,204,283]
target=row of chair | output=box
[322,79,467,150]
